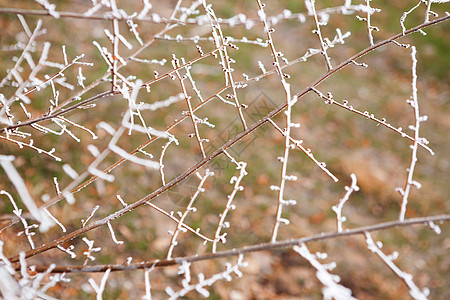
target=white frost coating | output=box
[109,144,160,169]
[88,166,115,182]
[107,221,124,245]
[63,164,79,179]
[122,118,179,144]
[96,121,116,135]
[0,265,20,299]
[399,46,430,222]
[62,190,76,205]
[89,268,111,300]
[44,208,66,232]
[92,41,113,68]
[428,221,441,234]
[365,232,429,299]
[166,255,247,299]
[143,263,156,300]
[257,60,267,74]
[77,66,86,88]
[138,0,153,19]
[82,237,101,262]
[294,244,356,300]
[212,162,247,253]
[0,155,54,232]
[57,245,76,258]
[35,0,60,18]
[332,173,359,232]
[87,144,101,157]
[82,205,99,227]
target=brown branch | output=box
[22,214,450,273]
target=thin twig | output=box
[21,214,450,273]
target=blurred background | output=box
[0,0,448,299]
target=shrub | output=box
[0,1,448,299]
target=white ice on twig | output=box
[294,244,356,300]
[0,155,54,232]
